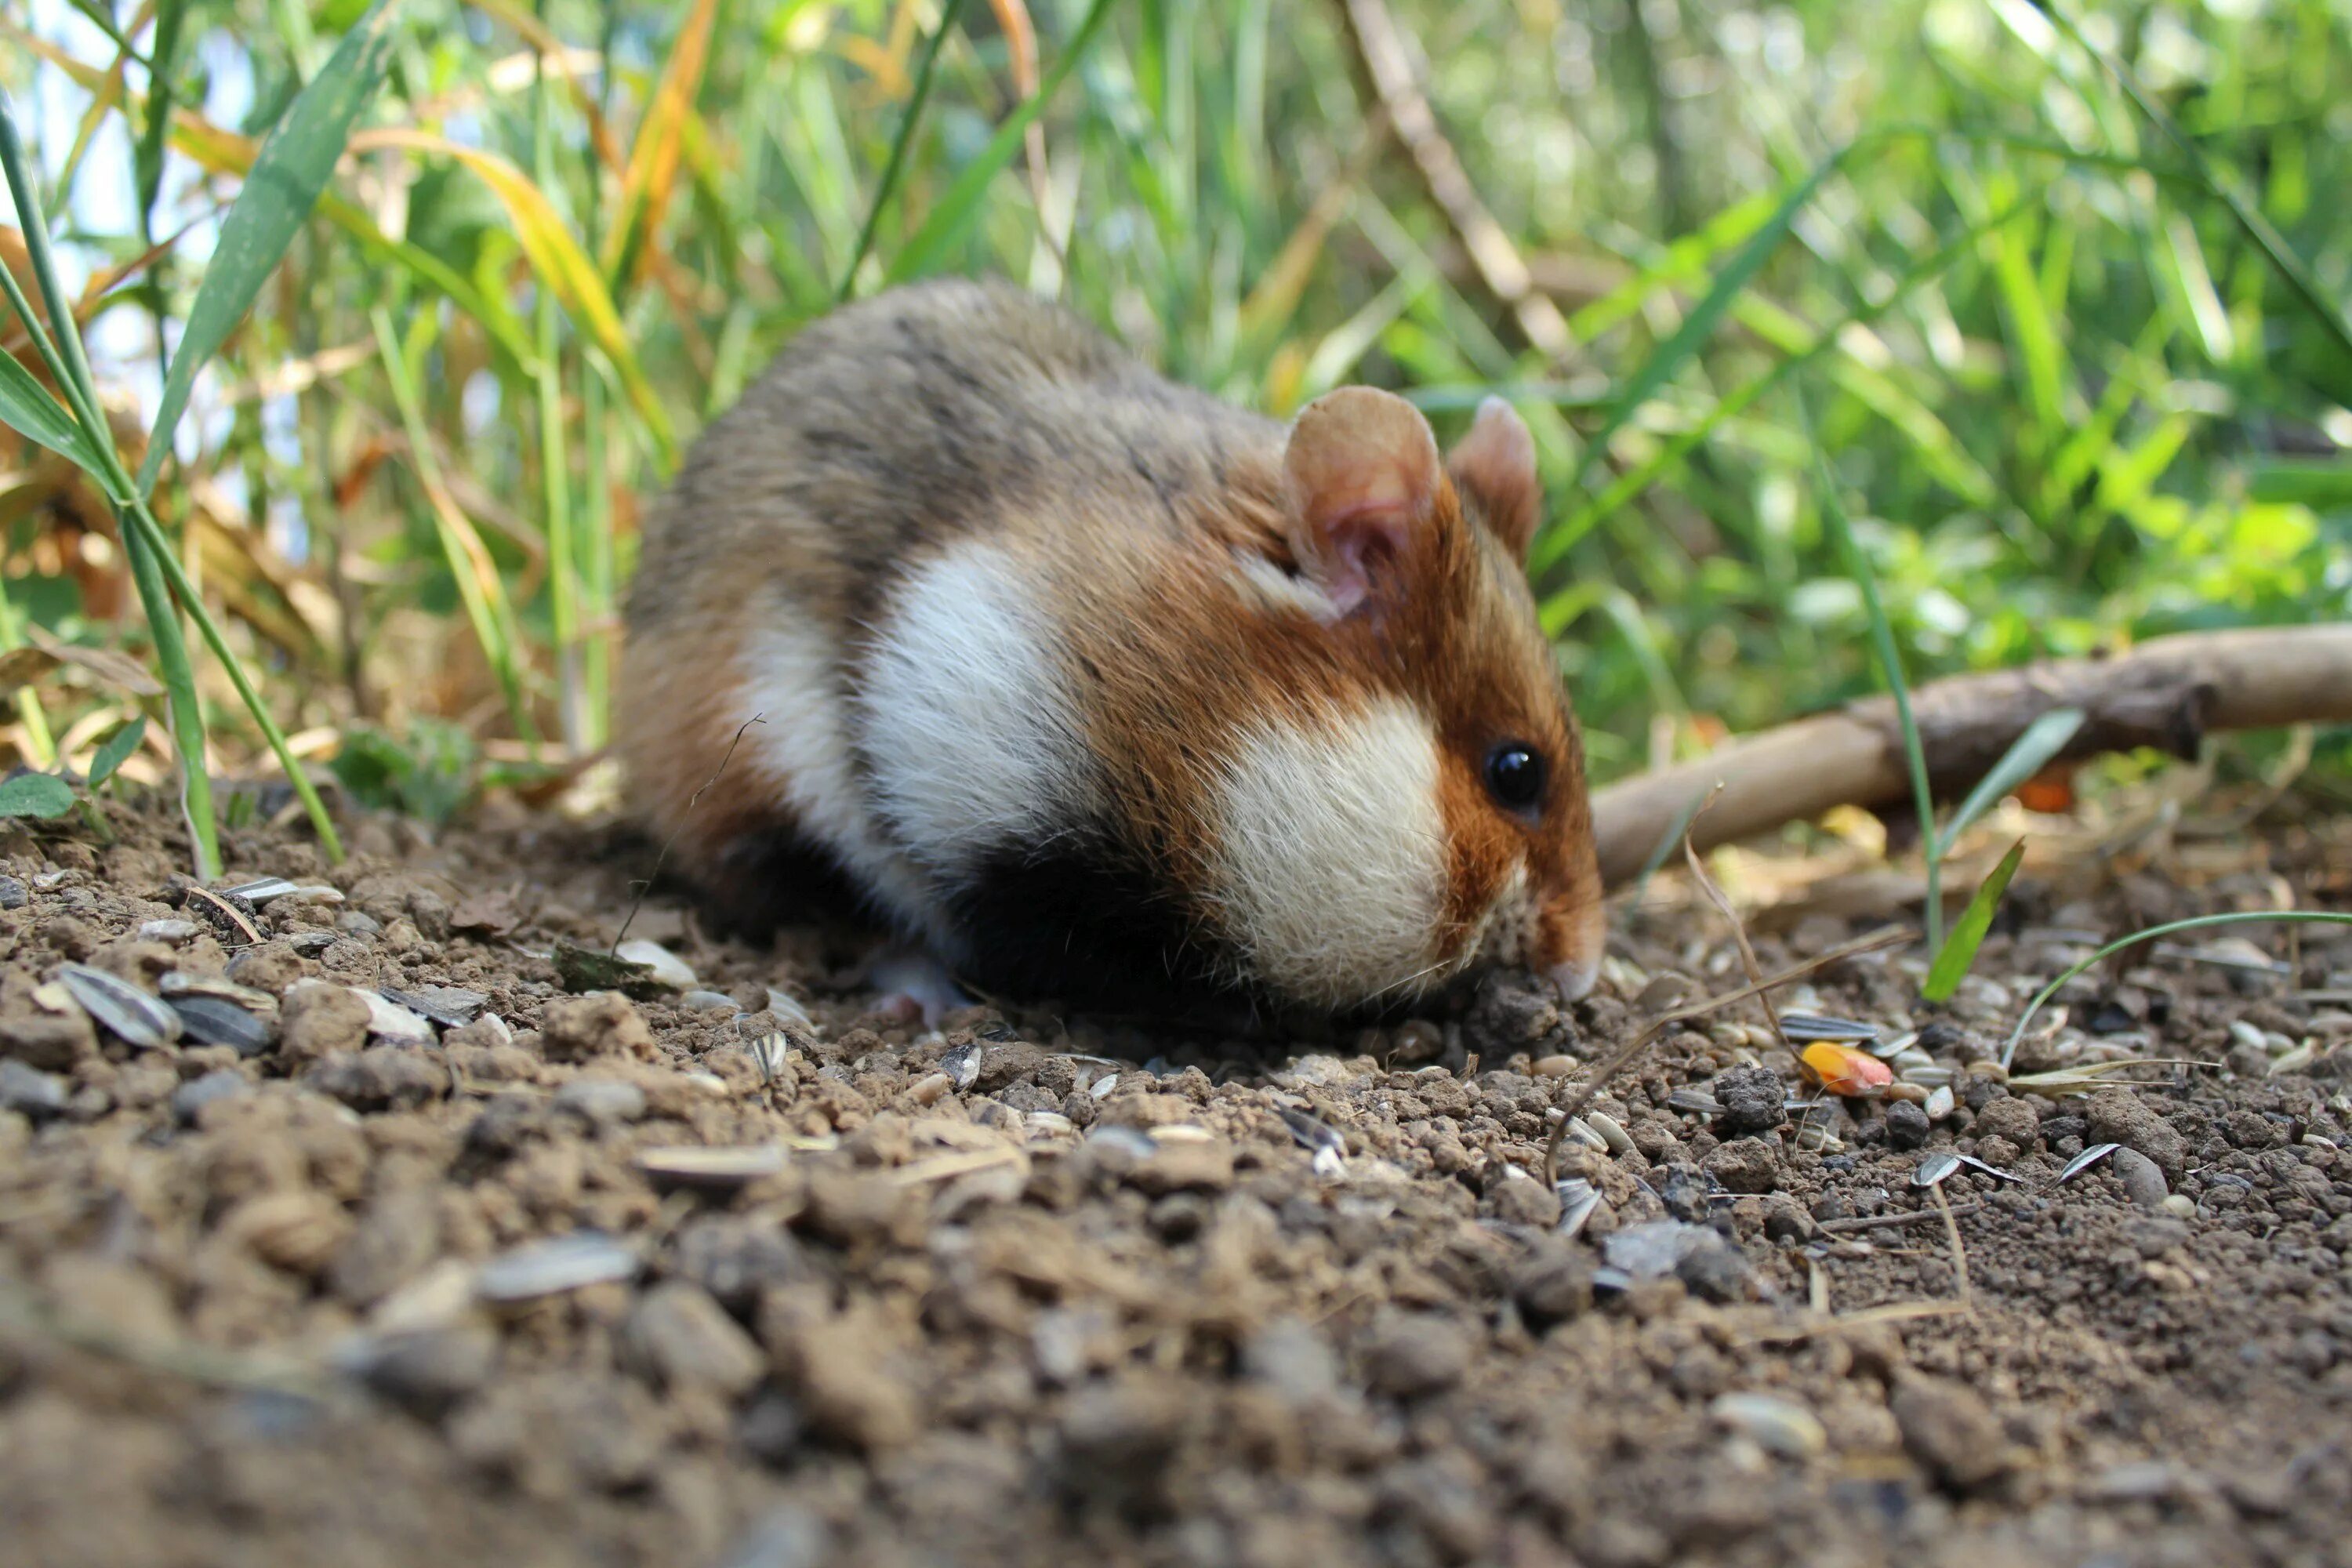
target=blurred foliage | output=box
[0,0,2346,808]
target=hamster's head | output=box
[1199,387,1606,1014]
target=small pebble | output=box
[170,1068,249,1124]
[1886,1100,1931,1150]
[137,919,200,943]
[553,1078,651,1123]
[1532,1054,1577,1079]
[2107,1145,2171,1209]
[0,1058,67,1119]
[681,989,739,1014]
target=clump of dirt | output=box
[2,797,2350,1568]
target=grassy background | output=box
[0,0,2346,837]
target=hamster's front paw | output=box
[864,944,973,1029]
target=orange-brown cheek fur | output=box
[1436,759,1517,957]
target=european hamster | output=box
[619,278,1604,1018]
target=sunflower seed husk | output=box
[939,1042,982,1091]
[1563,1116,1609,1152]
[1555,1177,1602,1238]
[158,973,279,1012]
[1955,1153,2027,1182]
[635,1145,787,1189]
[476,1232,639,1302]
[1711,1392,1827,1458]
[1666,1089,1722,1116]
[381,985,488,1029]
[218,877,299,904]
[747,1033,790,1083]
[763,988,816,1030]
[1912,1152,1962,1188]
[614,939,696,990]
[1779,1012,1882,1044]
[2270,1044,2316,1076]
[360,991,435,1045]
[1278,1106,1344,1157]
[1901,1065,1955,1089]
[681,989,740,1014]
[59,964,181,1049]
[167,995,274,1056]
[2058,1142,2122,1182]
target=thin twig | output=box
[1541,926,1912,1185]
[1930,1181,1973,1311]
[1816,1202,1984,1235]
[612,713,764,953]
[1681,787,1788,1055]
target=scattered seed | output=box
[2270,1044,2316,1076]
[1532,1054,1577,1078]
[218,877,300,903]
[763,988,816,1029]
[635,1145,787,1189]
[58,964,182,1050]
[748,1033,790,1084]
[1026,1112,1076,1137]
[167,995,274,1056]
[1583,1110,1634,1156]
[1562,1117,1608,1152]
[381,985,488,1029]
[2158,1193,2197,1219]
[1923,1085,1955,1120]
[1802,1042,1893,1098]
[681,989,740,1014]
[1711,1392,1827,1458]
[1883,1082,1929,1104]
[939,1043,981,1091]
[1780,1011,1882,1044]
[1666,1089,1722,1116]
[475,1232,639,1301]
[2228,1020,2268,1053]
[1278,1105,1344,1158]
[908,1072,953,1105]
[138,919,200,943]
[615,939,697,989]
[360,991,435,1045]
[1555,1177,1602,1238]
[1913,1152,1962,1188]
[2059,1142,2122,1182]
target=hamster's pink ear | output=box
[1447,396,1540,563]
[1283,387,1443,616]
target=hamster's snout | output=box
[1534,875,1607,1002]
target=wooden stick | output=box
[1591,624,2352,887]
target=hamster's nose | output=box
[1548,953,1600,1002]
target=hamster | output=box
[619,278,1605,1018]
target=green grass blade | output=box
[137,0,399,495]
[2042,4,2352,367]
[117,512,220,877]
[2002,911,2352,1069]
[1801,383,1940,950]
[2248,461,2352,508]
[0,342,121,489]
[1539,150,1840,570]
[1922,838,2025,1003]
[839,0,965,301]
[1933,706,2085,860]
[0,88,219,877]
[122,499,343,862]
[882,0,1120,287]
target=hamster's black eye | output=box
[1484,743,1546,812]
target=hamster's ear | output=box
[1446,396,1540,563]
[1283,387,1443,616]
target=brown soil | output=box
[2,796,2349,1568]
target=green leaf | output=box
[882,0,1120,286]
[87,715,147,789]
[1922,839,2026,1003]
[840,0,964,299]
[0,349,120,495]
[1933,706,2086,859]
[137,0,399,495]
[0,773,76,819]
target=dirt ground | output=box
[1,789,2349,1568]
